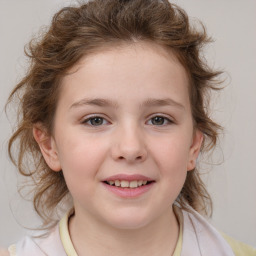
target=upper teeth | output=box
[107,180,148,188]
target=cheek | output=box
[149,134,191,192]
[151,135,191,168]
[55,136,109,201]
[56,134,108,179]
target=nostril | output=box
[118,155,142,160]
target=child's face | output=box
[38,42,202,229]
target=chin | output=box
[103,210,154,230]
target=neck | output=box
[69,206,179,256]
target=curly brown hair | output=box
[7,0,222,227]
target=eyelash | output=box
[147,115,173,126]
[81,115,174,127]
[81,115,109,126]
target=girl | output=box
[3,0,256,255]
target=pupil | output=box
[91,117,103,125]
[152,116,164,125]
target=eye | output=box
[148,116,172,126]
[82,116,108,126]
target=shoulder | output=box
[222,233,256,256]
[180,206,256,256]
[8,224,66,256]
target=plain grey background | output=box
[0,0,256,248]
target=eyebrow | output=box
[70,98,118,109]
[142,98,185,110]
[70,97,185,110]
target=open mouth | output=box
[103,180,154,189]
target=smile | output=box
[104,180,152,188]
[102,174,155,197]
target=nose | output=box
[111,125,147,163]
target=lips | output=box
[102,174,155,198]
[104,174,153,182]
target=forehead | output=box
[67,41,187,78]
[59,41,190,107]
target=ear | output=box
[187,129,203,171]
[33,124,61,172]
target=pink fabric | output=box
[181,208,235,256]
[15,225,66,256]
